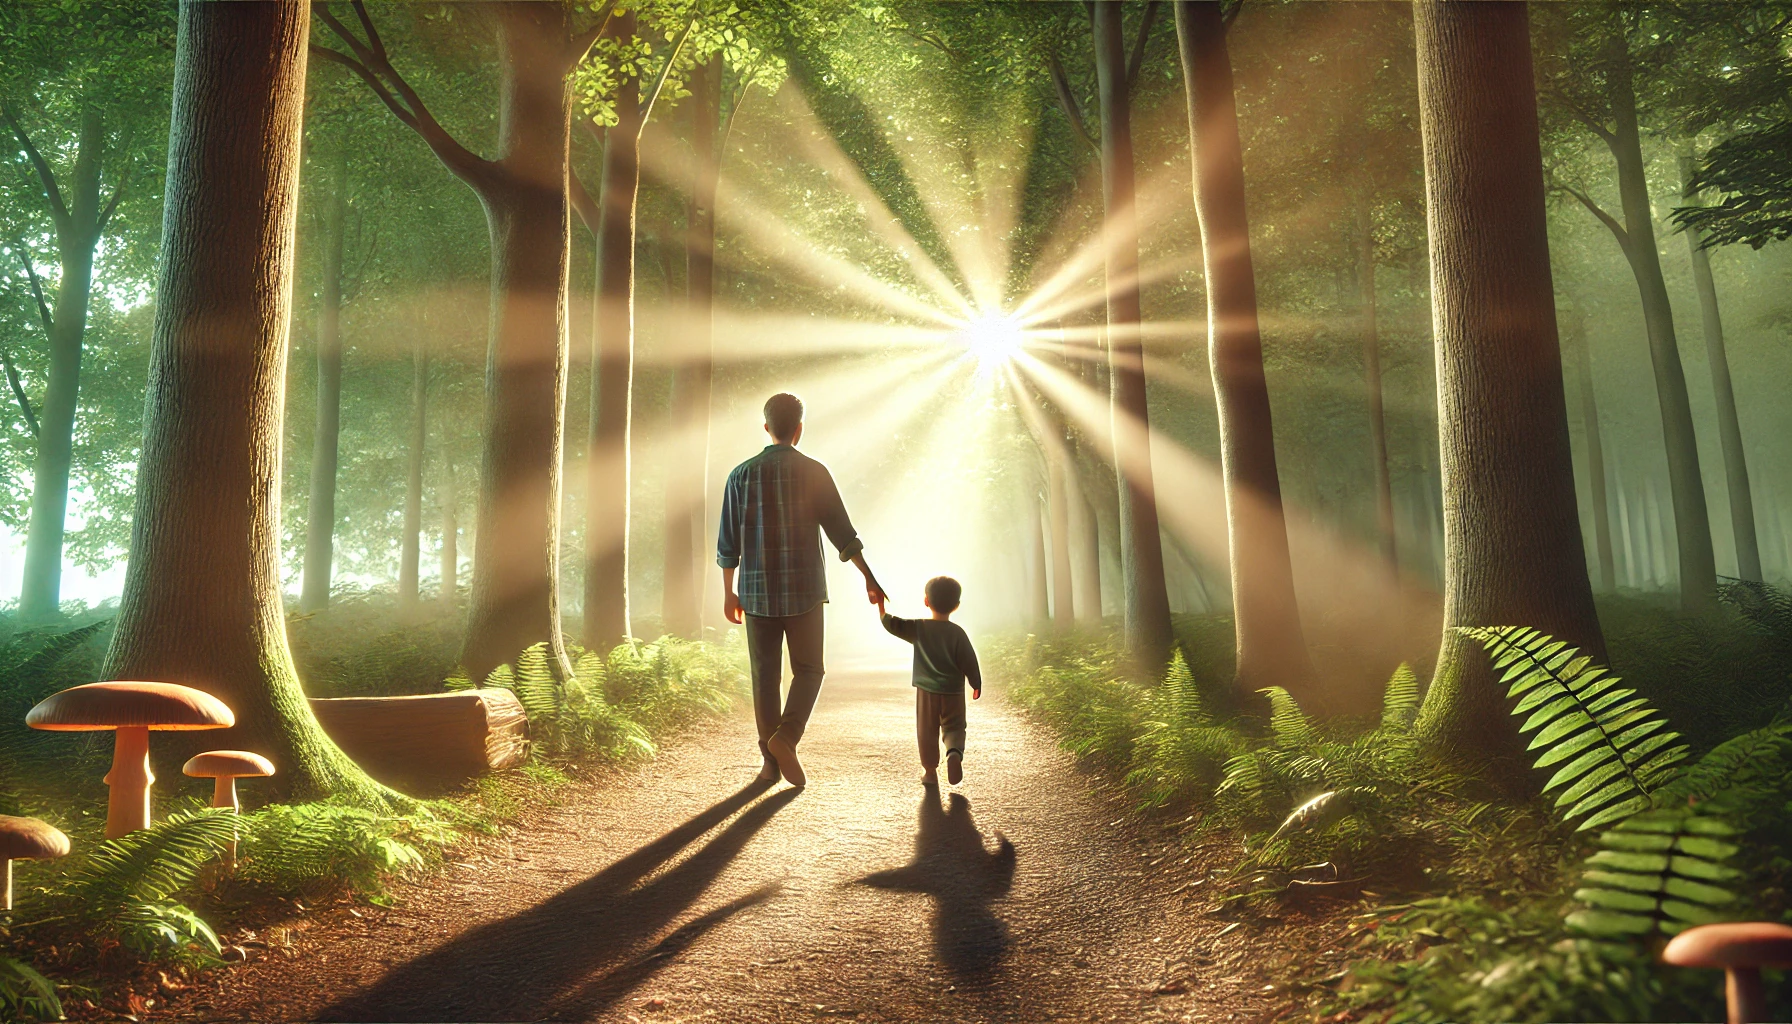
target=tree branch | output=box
[1545,84,1617,146]
[1561,181,1632,256]
[1221,0,1244,32]
[722,67,759,151]
[311,3,491,183]
[638,15,697,134]
[1047,52,1098,152]
[0,344,39,440]
[94,180,127,236]
[566,0,619,63]
[1127,1,1161,91]
[7,240,53,335]
[1,103,71,234]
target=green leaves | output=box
[1566,811,1739,938]
[1381,662,1420,733]
[1463,626,1688,830]
[0,955,61,1022]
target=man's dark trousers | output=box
[744,604,825,766]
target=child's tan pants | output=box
[915,689,967,769]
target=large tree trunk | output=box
[1094,1,1174,670]
[1410,0,1605,765]
[1602,34,1715,613]
[104,0,391,805]
[661,53,721,640]
[1357,193,1396,570]
[460,5,576,680]
[1568,310,1616,591]
[584,11,642,652]
[399,342,427,608]
[19,108,105,621]
[1174,1,1313,693]
[1679,152,1761,583]
[299,159,346,614]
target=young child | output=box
[880,575,983,787]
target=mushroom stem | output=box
[3,858,11,912]
[101,725,153,839]
[213,777,240,870]
[1726,966,1763,1024]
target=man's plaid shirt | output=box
[716,444,864,618]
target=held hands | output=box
[972,689,981,701]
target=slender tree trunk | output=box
[1601,34,1715,612]
[1174,1,1313,692]
[1068,467,1102,621]
[299,158,346,614]
[1094,1,1174,669]
[1357,193,1396,570]
[1679,152,1760,583]
[19,107,105,621]
[1568,310,1616,591]
[1046,444,1075,628]
[1410,0,1605,765]
[399,342,427,608]
[459,5,577,680]
[441,459,458,603]
[1031,497,1050,624]
[104,0,390,804]
[660,54,720,640]
[585,12,641,652]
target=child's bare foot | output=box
[921,769,939,787]
[946,751,963,785]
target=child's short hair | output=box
[764,392,804,441]
[925,576,962,614]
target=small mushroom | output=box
[26,681,234,839]
[184,750,274,869]
[1663,921,1792,1024]
[0,816,69,911]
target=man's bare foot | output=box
[766,734,806,788]
[756,761,780,784]
[946,751,963,786]
[921,769,939,787]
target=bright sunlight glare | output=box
[959,311,1026,368]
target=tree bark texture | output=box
[1568,311,1616,591]
[660,52,721,639]
[1410,0,1606,764]
[459,5,577,680]
[1094,1,1174,669]
[1602,36,1715,612]
[299,158,346,614]
[584,10,642,653]
[400,342,427,607]
[1357,194,1396,570]
[1679,153,1760,583]
[103,0,390,805]
[19,107,106,621]
[1175,1,1314,693]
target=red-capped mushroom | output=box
[184,750,274,869]
[26,682,234,838]
[1663,921,1792,1024]
[0,816,69,911]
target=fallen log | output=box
[308,689,530,784]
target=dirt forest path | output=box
[175,672,1307,1024]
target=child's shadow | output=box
[856,791,1017,977]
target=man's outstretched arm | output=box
[814,463,885,606]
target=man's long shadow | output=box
[856,791,1017,977]
[318,780,796,1022]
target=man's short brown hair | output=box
[764,393,804,441]
[925,576,962,614]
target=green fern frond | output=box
[1261,686,1318,749]
[1656,718,1792,806]
[1463,626,1689,830]
[1381,663,1420,733]
[1566,809,1739,938]
[61,808,237,912]
[1161,649,1208,725]
[0,955,62,1021]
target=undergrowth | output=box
[996,586,1792,1023]
[0,605,745,1021]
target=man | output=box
[718,393,886,788]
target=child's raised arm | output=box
[880,610,919,643]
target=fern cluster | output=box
[237,800,456,900]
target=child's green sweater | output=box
[881,612,983,695]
